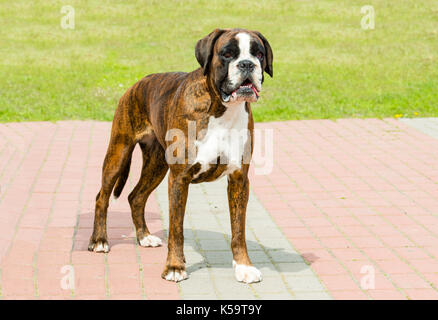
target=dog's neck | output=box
[196,68,249,118]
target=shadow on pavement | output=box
[73,212,312,277]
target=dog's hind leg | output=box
[89,133,135,253]
[128,137,168,247]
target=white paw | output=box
[139,234,162,247]
[164,270,188,282]
[94,242,109,253]
[233,260,262,283]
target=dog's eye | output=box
[223,52,233,59]
[256,52,264,60]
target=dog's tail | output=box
[113,154,132,199]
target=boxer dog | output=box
[89,28,273,283]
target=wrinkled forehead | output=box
[215,29,264,52]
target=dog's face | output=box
[195,28,273,104]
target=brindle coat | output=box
[89,28,273,281]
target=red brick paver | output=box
[1,118,438,299]
[0,121,178,299]
[250,118,438,300]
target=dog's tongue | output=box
[251,86,259,97]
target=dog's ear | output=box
[254,31,273,77]
[195,29,226,76]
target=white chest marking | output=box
[193,102,249,179]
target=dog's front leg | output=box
[228,170,262,283]
[162,169,190,282]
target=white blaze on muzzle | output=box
[227,32,263,93]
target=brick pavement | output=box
[0,121,178,299]
[251,118,438,300]
[0,118,437,299]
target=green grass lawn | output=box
[0,0,437,122]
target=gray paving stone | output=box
[214,280,257,299]
[204,250,233,265]
[247,250,271,263]
[182,229,196,239]
[251,276,290,294]
[187,265,211,277]
[256,263,284,277]
[247,218,278,228]
[182,238,200,250]
[187,201,213,209]
[219,293,258,299]
[184,245,200,253]
[284,275,327,292]
[191,223,225,233]
[293,291,332,300]
[267,249,305,263]
[187,207,211,214]
[246,241,264,251]
[155,174,329,300]
[210,267,235,278]
[401,118,438,139]
[245,230,260,241]
[181,293,218,300]
[195,230,227,240]
[179,277,216,294]
[276,262,315,276]
[199,239,230,251]
[250,226,284,238]
[257,293,297,300]
[191,217,220,225]
[184,250,205,265]
[261,237,297,251]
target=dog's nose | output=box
[237,60,255,72]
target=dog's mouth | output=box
[221,78,260,103]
